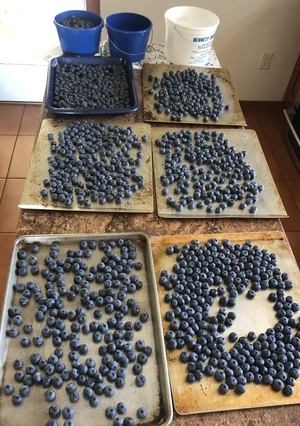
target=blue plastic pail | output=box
[106,13,152,62]
[54,10,104,55]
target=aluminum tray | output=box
[45,56,140,115]
[151,231,300,415]
[152,127,287,218]
[19,120,153,213]
[0,233,173,426]
[142,64,246,126]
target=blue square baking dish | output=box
[45,56,140,115]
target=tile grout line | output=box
[0,104,25,232]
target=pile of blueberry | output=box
[3,238,152,425]
[52,63,132,110]
[148,69,230,122]
[60,16,96,29]
[40,121,148,208]
[156,129,262,214]
[160,238,300,397]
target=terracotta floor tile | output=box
[8,135,35,178]
[0,103,24,135]
[243,115,266,141]
[240,102,266,141]
[286,180,300,211]
[269,135,300,181]
[259,138,284,181]
[285,231,300,268]
[254,101,287,140]
[0,135,16,178]
[276,181,300,232]
[0,179,4,200]
[254,101,286,116]
[0,233,16,307]
[19,103,42,136]
[0,179,25,233]
[286,179,300,211]
[259,119,287,141]
[239,101,255,114]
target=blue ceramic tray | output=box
[45,56,140,115]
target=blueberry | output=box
[283,385,294,396]
[235,384,246,395]
[105,406,117,419]
[46,421,58,426]
[69,390,79,403]
[20,336,30,347]
[117,402,127,415]
[136,407,147,419]
[13,358,23,370]
[49,404,61,418]
[3,383,14,395]
[123,417,134,426]
[62,406,74,419]
[7,327,19,338]
[45,389,56,402]
[33,335,44,347]
[104,385,115,397]
[89,395,99,407]
[135,373,147,388]
[228,332,239,343]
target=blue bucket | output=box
[54,10,104,55]
[106,13,152,62]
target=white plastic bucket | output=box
[164,6,220,66]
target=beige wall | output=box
[101,0,300,101]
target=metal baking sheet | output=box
[19,119,153,213]
[0,233,173,426]
[152,127,287,218]
[142,64,246,126]
[45,56,140,115]
[151,231,300,414]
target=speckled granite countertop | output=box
[15,69,298,425]
[17,208,283,240]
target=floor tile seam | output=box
[259,137,285,182]
[0,133,18,179]
[18,103,42,136]
[264,131,300,178]
[1,106,25,178]
[0,178,7,203]
[274,178,300,212]
[5,177,27,181]
[286,189,300,215]
[253,117,268,140]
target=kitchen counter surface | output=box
[15,69,299,425]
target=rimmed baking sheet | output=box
[151,231,300,415]
[142,64,246,126]
[0,233,172,426]
[19,120,153,213]
[152,127,287,218]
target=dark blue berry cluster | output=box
[156,129,263,214]
[148,69,230,122]
[40,122,148,208]
[60,15,96,29]
[53,63,132,110]
[160,238,300,397]
[3,238,152,425]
